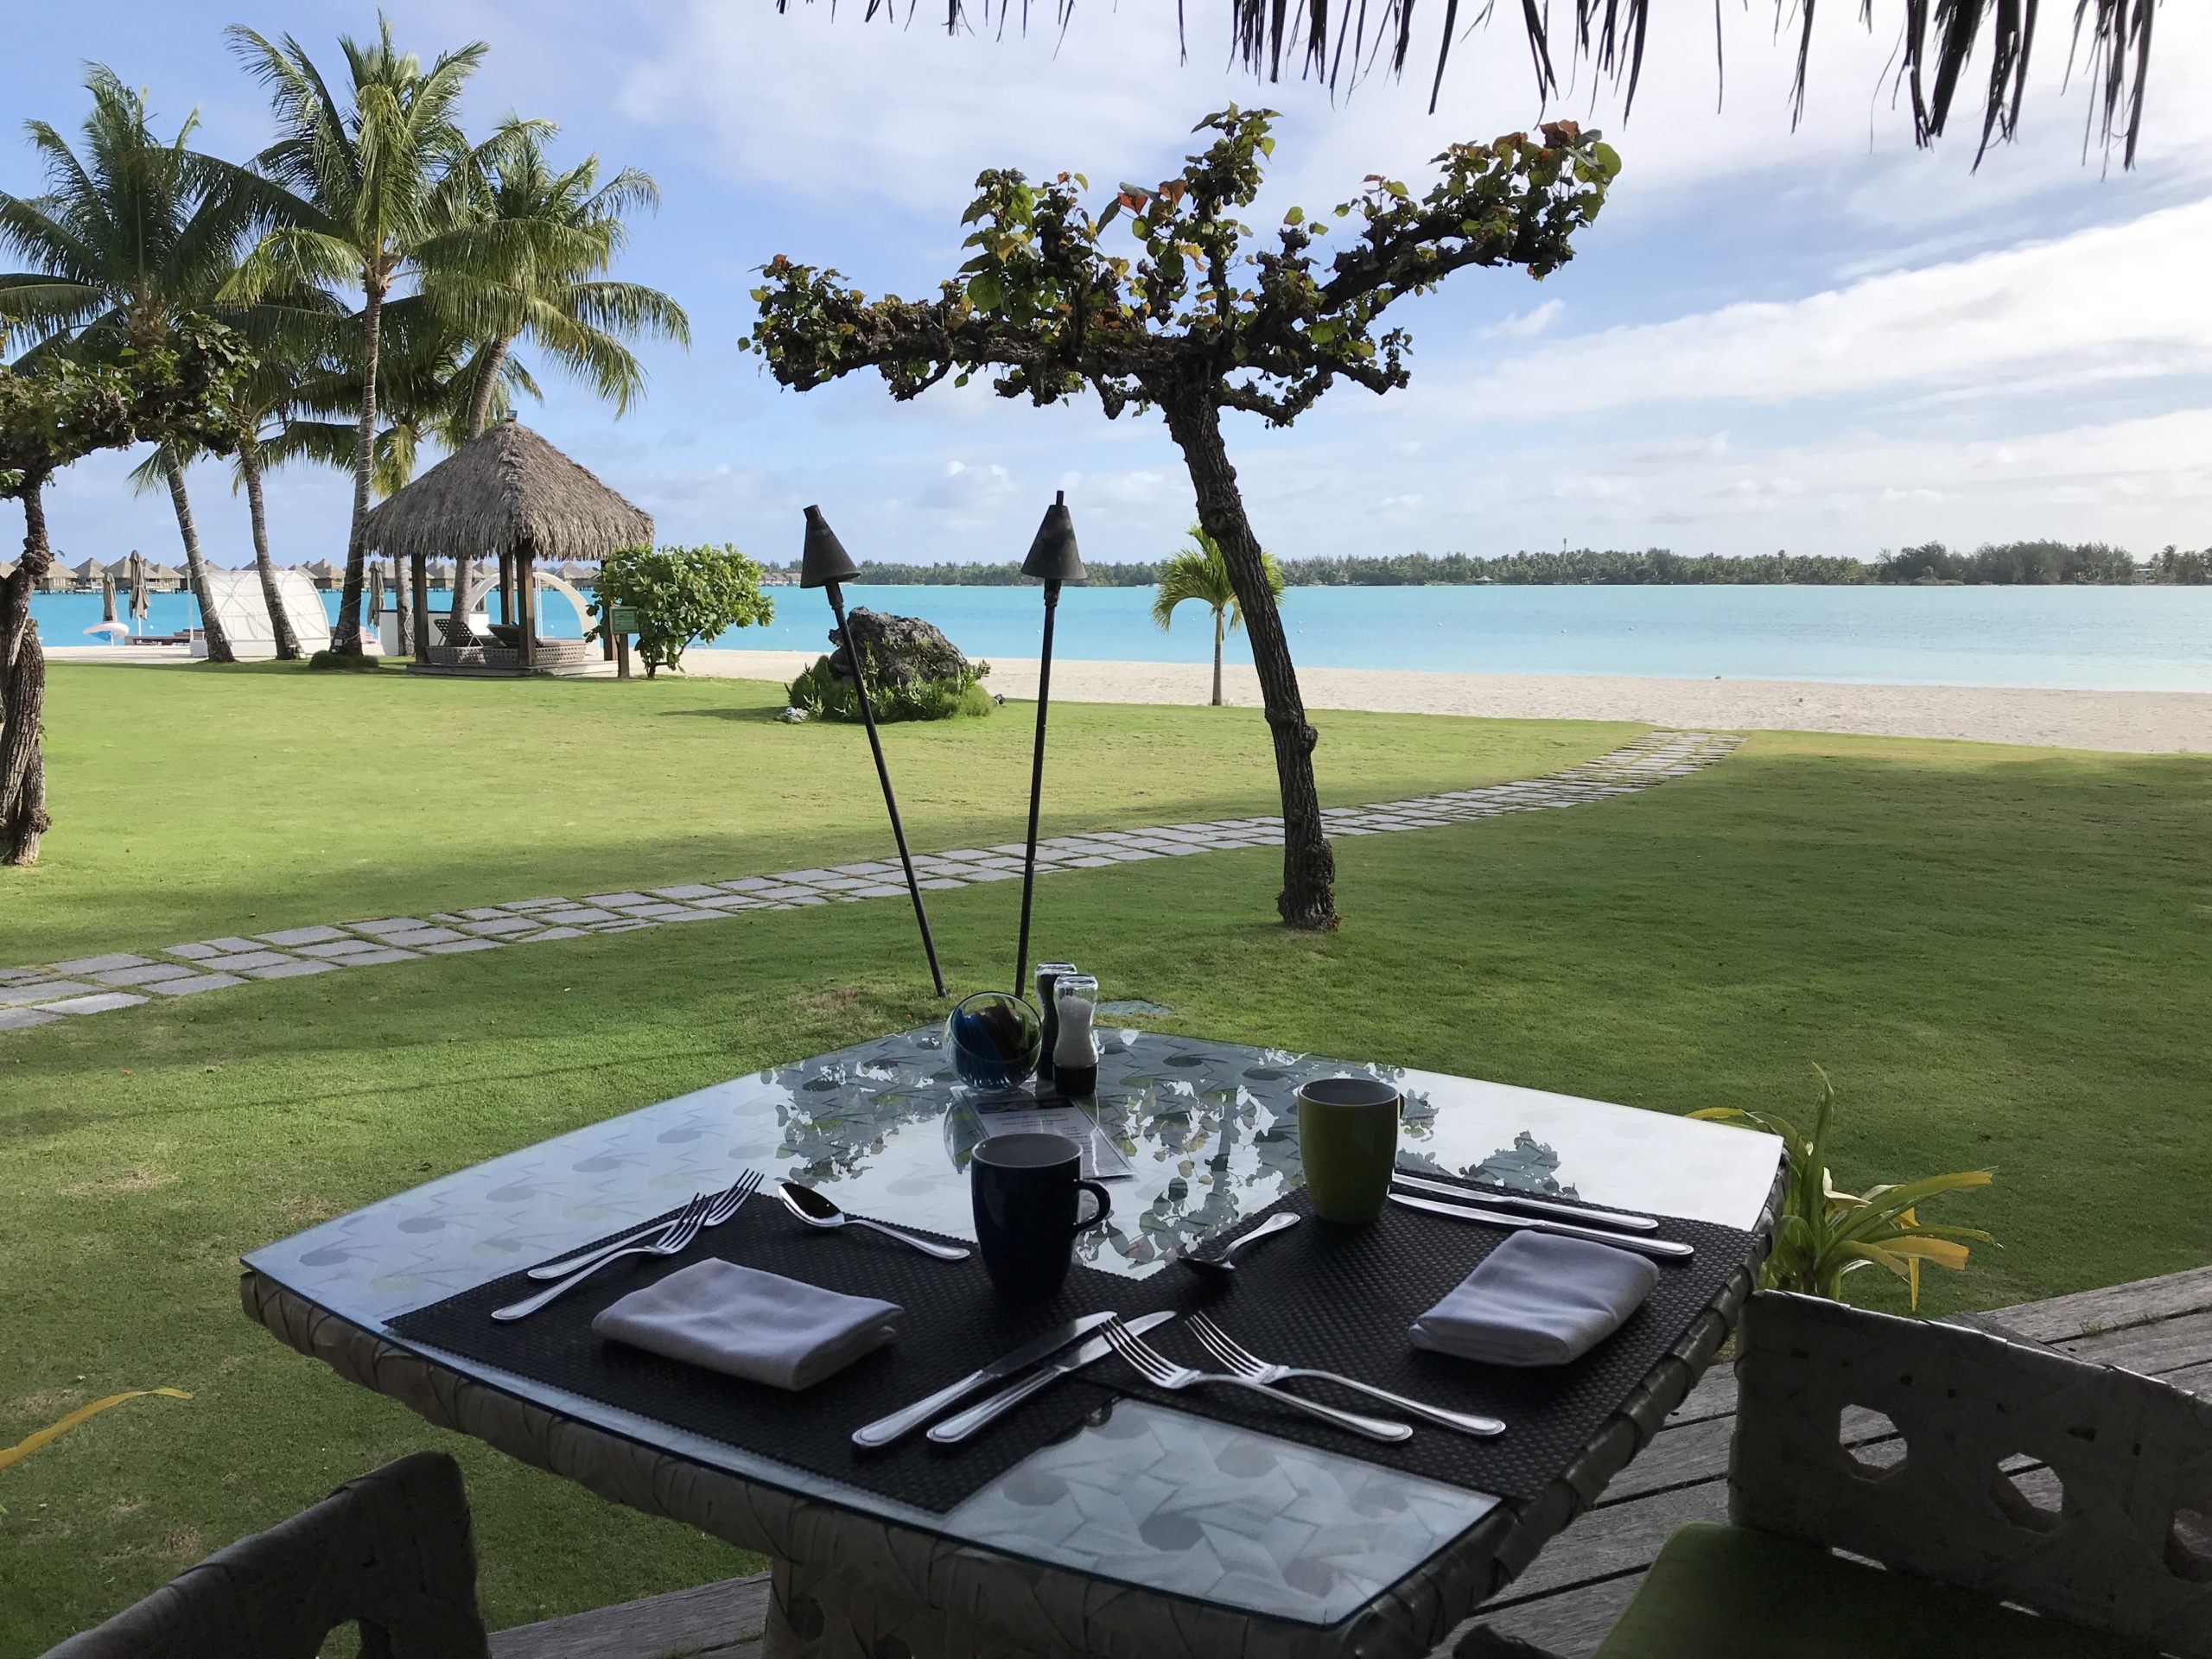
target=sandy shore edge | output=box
[47,645,2207,753]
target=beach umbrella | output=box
[802,505,945,998]
[100,569,118,624]
[367,559,385,633]
[83,619,129,639]
[1013,491,1084,1002]
[126,551,149,626]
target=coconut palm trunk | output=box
[238,431,301,660]
[334,281,385,655]
[1211,608,1225,706]
[159,443,236,664]
[2,480,54,863]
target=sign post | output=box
[609,604,639,681]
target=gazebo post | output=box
[518,549,537,673]
[410,553,430,664]
[499,552,515,629]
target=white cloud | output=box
[1484,299,1564,340]
[1431,199,2212,417]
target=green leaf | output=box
[1283,206,1305,226]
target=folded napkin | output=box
[593,1259,902,1391]
[1408,1230,1660,1368]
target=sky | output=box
[4,2,2210,571]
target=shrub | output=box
[308,650,382,672]
[785,654,993,723]
[590,543,774,677]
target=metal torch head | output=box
[1020,490,1085,585]
[800,505,862,589]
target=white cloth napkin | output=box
[1408,1230,1660,1368]
[592,1259,902,1391]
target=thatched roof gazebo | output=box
[361,420,651,674]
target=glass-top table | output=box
[242,1026,1783,1659]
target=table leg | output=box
[763,1557,1041,1659]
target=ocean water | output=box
[32,581,2212,693]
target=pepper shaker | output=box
[1033,961,1077,1084]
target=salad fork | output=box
[494,1193,713,1321]
[1187,1313,1504,1439]
[527,1170,763,1281]
[1100,1319,1413,1443]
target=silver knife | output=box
[1389,1192,1695,1260]
[851,1312,1119,1448]
[1391,1173,1661,1233]
[928,1312,1178,1444]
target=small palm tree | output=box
[0,67,276,663]
[224,20,537,654]
[1151,524,1285,707]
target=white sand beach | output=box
[45,644,2209,753]
[675,649,2209,755]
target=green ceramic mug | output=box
[1297,1075,1403,1223]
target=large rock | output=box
[829,608,973,688]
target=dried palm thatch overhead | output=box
[360,421,652,566]
[773,1,2159,166]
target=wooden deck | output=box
[491,1267,2212,1659]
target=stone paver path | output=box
[0,731,1737,1033]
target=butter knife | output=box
[1390,1173,1661,1233]
[1388,1192,1695,1260]
[852,1312,1118,1448]
[929,1312,1179,1444]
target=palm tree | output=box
[1152,524,1285,707]
[224,19,538,655]
[435,127,688,626]
[0,67,274,663]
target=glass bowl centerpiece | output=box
[945,991,1042,1091]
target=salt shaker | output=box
[1052,974,1100,1095]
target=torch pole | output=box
[1014,577,1061,1000]
[826,581,945,997]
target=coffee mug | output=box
[970,1132,1113,1300]
[1298,1076,1403,1223]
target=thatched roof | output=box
[361,421,652,564]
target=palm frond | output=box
[772,0,2161,166]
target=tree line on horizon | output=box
[779,540,2210,588]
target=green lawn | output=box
[15,663,1638,959]
[3,668,2207,1655]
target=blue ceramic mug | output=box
[970,1133,1112,1300]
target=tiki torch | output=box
[801,505,945,997]
[1013,491,1084,1000]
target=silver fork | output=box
[1188,1313,1505,1439]
[526,1170,764,1281]
[1100,1319,1414,1443]
[493,1194,713,1321]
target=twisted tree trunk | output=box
[2,480,55,865]
[334,281,385,656]
[160,445,235,665]
[238,432,301,661]
[1162,397,1336,929]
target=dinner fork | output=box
[493,1194,713,1321]
[1187,1313,1505,1439]
[526,1170,764,1281]
[1100,1319,1414,1443]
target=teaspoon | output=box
[777,1179,970,1261]
[1182,1211,1300,1274]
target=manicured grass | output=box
[2,686,2206,1654]
[14,662,1640,959]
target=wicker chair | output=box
[41,1452,490,1659]
[1461,1290,2212,1658]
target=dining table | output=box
[239,1023,1785,1659]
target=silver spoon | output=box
[1182,1211,1300,1275]
[777,1179,970,1261]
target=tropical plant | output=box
[1692,1069,1995,1310]
[747,107,1616,929]
[777,2,2161,167]
[435,125,687,625]
[224,19,531,655]
[785,653,994,723]
[0,67,289,664]
[589,543,774,677]
[1152,523,1284,707]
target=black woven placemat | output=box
[391,1176,1758,1515]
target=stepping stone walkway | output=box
[0,730,1737,1034]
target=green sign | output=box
[608,606,639,634]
